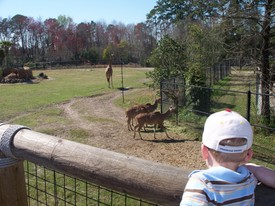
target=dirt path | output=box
[63,92,125,132]
[54,89,206,170]
[7,89,206,170]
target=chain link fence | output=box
[24,161,157,206]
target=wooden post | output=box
[0,162,28,206]
[0,123,28,206]
[0,124,274,206]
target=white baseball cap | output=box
[202,109,253,153]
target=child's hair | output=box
[207,138,248,163]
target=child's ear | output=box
[244,148,253,163]
[201,144,209,160]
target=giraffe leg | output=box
[107,77,110,88]
[110,76,113,88]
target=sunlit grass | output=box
[0,67,150,122]
[114,88,158,110]
[176,69,275,169]
[210,70,275,168]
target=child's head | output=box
[202,109,253,164]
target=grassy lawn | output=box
[1,66,274,205]
[210,70,275,168]
[1,67,274,168]
[0,67,151,121]
[1,67,274,170]
[0,67,158,205]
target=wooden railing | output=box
[0,124,274,206]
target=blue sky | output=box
[0,0,157,24]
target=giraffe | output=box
[105,55,113,88]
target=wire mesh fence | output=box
[160,77,275,130]
[24,161,157,206]
[206,59,232,86]
[160,72,275,165]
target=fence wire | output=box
[24,161,157,206]
[160,75,275,165]
[160,77,275,130]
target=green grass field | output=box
[0,67,152,121]
[1,67,274,170]
[1,67,274,205]
[0,67,158,205]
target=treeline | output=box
[0,14,157,67]
[0,1,274,121]
[145,0,274,123]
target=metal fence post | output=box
[160,79,163,113]
[247,90,251,122]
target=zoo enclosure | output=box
[0,123,274,206]
[161,61,275,125]
[160,66,275,165]
[161,79,275,130]
[0,124,190,206]
[160,60,275,129]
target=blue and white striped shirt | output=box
[180,166,258,206]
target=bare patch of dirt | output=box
[48,90,206,170]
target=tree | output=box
[147,0,275,123]
[0,18,13,42]
[259,0,273,122]
[147,35,186,88]
[147,0,227,82]
[146,0,223,28]
[11,14,30,58]
[80,47,98,64]
[0,13,157,66]
[0,46,5,77]
[76,22,94,51]
[133,23,157,65]
[27,18,46,62]
[221,0,274,122]
[117,40,131,63]
[44,18,61,61]
[57,15,73,29]
[102,44,115,63]
[0,41,13,69]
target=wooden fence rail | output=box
[0,124,274,206]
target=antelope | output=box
[126,105,148,131]
[133,106,176,139]
[144,98,161,112]
[105,54,114,88]
[125,98,161,131]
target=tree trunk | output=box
[260,0,272,123]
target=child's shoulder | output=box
[187,166,257,193]
[189,166,251,183]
